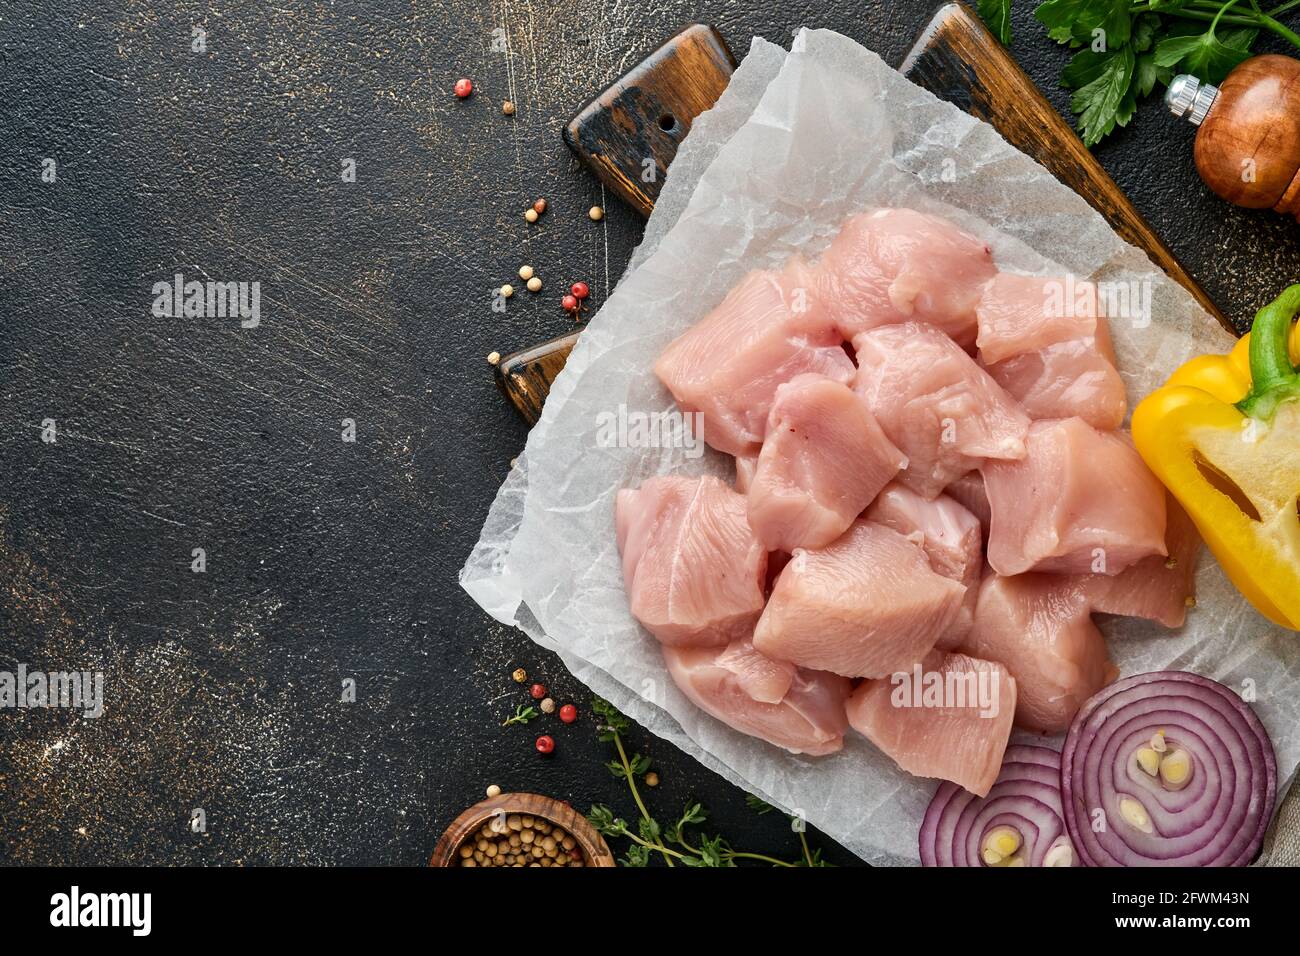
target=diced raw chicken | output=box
[1082,495,1201,627]
[944,471,991,538]
[765,550,792,594]
[976,274,1126,430]
[654,260,855,457]
[753,520,966,677]
[982,417,1167,576]
[974,273,1099,365]
[817,208,996,349]
[845,650,1016,797]
[866,483,982,649]
[713,637,797,703]
[663,639,851,756]
[853,322,1030,498]
[747,374,907,551]
[615,476,767,647]
[733,455,758,494]
[961,574,1118,734]
[982,334,1127,431]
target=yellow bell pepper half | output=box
[1132,285,1300,631]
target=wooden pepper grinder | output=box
[1166,54,1300,221]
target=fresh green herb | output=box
[980,0,1015,43]
[976,0,1300,146]
[745,794,777,815]
[585,696,830,867]
[501,704,537,727]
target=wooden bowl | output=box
[430,792,616,867]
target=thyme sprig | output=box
[586,696,831,867]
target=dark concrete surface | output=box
[1,2,1297,866]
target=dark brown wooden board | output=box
[494,3,1229,424]
[563,23,737,217]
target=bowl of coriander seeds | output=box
[430,792,615,868]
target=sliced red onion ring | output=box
[920,744,1076,867]
[1061,671,1276,867]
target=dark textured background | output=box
[1,1,1297,866]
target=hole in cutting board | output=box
[658,113,678,134]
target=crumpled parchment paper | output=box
[462,29,1299,866]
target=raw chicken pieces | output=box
[944,471,992,540]
[663,639,850,756]
[753,520,966,678]
[1081,495,1200,628]
[733,455,758,494]
[845,650,1016,797]
[866,483,983,649]
[974,273,1098,364]
[654,259,854,457]
[853,322,1030,498]
[818,208,996,348]
[961,574,1118,734]
[747,374,907,551]
[982,417,1167,576]
[617,207,1191,797]
[615,476,766,647]
[977,274,1126,430]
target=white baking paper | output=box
[462,29,1299,865]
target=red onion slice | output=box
[920,744,1076,866]
[1061,671,1276,867]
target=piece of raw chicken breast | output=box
[747,374,907,551]
[961,573,1119,734]
[753,520,966,678]
[943,471,991,542]
[654,259,854,457]
[982,417,1167,575]
[615,476,767,647]
[866,483,983,650]
[845,650,1016,797]
[817,208,996,349]
[976,274,1126,430]
[663,638,851,756]
[733,455,758,494]
[853,322,1030,498]
[974,273,1099,364]
[1078,494,1201,628]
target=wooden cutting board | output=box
[494,3,1228,424]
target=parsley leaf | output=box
[1153,27,1256,84]
[1135,51,1161,99]
[1069,45,1136,146]
[978,0,1014,45]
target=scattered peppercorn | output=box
[561,294,578,312]
[511,667,527,683]
[526,276,542,293]
[486,784,502,798]
[502,100,515,115]
[524,208,539,223]
[487,351,501,365]
[535,735,555,754]
[518,264,534,280]
[644,771,660,787]
[539,697,556,714]
[570,281,589,299]
[499,283,514,298]
[533,198,547,215]
[454,78,473,98]
[529,683,547,700]
[589,205,604,221]
[559,703,578,724]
